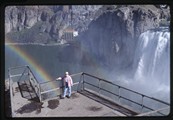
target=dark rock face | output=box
[79,5,169,70]
[5,6,41,33]
[5,5,102,43]
[5,5,170,71]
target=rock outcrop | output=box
[79,5,170,70]
[5,5,102,43]
[5,5,170,71]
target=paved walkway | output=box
[11,82,126,117]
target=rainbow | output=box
[5,38,58,92]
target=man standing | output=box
[57,72,73,99]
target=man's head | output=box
[65,72,69,76]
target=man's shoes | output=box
[60,96,65,99]
[67,96,70,98]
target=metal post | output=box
[28,69,32,84]
[77,73,83,92]
[82,74,84,91]
[141,95,144,113]
[118,86,120,102]
[98,79,101,96]
[8,69,15,117]
[38,83,42,102]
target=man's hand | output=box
[56,77,62,80]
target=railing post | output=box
[118,86,121,103]
[98,79,101,96]
[8,69,15,117]
[82,74,84,91]
[38,83,42,102]
[141,95,144,113]
[77,73,83,92]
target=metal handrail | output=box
[82,73,170,105]
[17,67,28,82]
[38,72,83,101]
[8,65,170,116]
[27,66,40,84]
[27,66,41,100]
[135,107,170,116]
[39,72,83,85]
[8,65,41,101]
[98,86,165,115]
[39,71,170,111]
[8,65,28,70]
[82,72,170,115]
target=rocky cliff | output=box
[5,5,102,43]
[78,5,170,70]
[5,5,170,71]
[5,5,169,44]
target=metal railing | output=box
[135,107,170,116]
[8,65,83,102]
[8,66,170,116]
[82,73,170,116]
[8,65,31,117]
[27,66,41,101]
[39,71,170,115]
[39,72,83,101]
[8,65,41,103]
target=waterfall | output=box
[132,28,170,101]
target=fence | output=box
[37,72,170,115]
[38,72,83,101]
[8,65,40,117]
[8,66,170,116]
[82,73,170,116]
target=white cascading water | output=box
[132,28,170,102]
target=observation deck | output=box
[7,65,170,117]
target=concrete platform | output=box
[11,82,126,117]
[7,67,169,117]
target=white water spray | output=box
[132,28,170,102]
